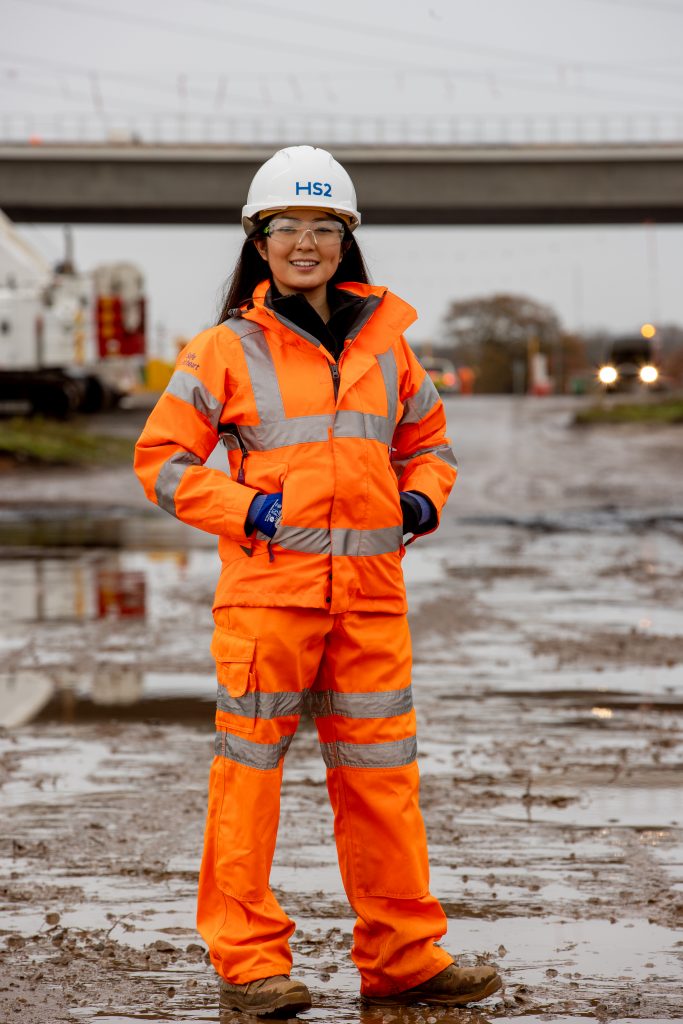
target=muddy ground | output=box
[0,396,682,1023]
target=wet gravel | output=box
[1,397,682,1022]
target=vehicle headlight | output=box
[639,365,658,384]
[598,365,618,385]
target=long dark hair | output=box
[216,231,371,324]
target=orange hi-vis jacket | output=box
[134,280,457,615]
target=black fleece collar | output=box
[266,283,366,360]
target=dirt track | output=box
[1,396,682,1022]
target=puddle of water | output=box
[0,505,206,550]
[459,507,683,535]
[499,1019,676,1024]
[403,544,449,595]
[0,730,183,808]
[0,735,118,806]
[488,787,682,829]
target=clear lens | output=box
[265,219,344,248]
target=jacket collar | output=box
[242,279,417,354]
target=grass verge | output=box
[574,398,683,426]
[0,417,135,466]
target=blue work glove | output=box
[400,490,434,536]
[246,492,283,538]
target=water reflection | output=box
[216,1007,494,1023]
[0,540,219,727]
[0,555,147,623]
[0,664,217,727]
[357,1006,493,1024]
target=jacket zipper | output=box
[329,361,340,401]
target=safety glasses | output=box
[263,218,345,248]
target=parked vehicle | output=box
[597,335,661,393]
[421,354,461,394]
[0,211,145,416]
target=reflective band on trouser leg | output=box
[309,685,414,721]
[214,730,294,769]
[319,735,417,768]
[217,687,304,720]
[313,611,452,996]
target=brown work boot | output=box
[219,973,312,1017]
[364,963,502,1007]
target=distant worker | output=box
[458,365,475,395]
[134,145,502,1016]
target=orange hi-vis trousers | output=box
[196,606,452,996]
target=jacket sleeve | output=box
[133,327,259,540]
[391,338,458,531]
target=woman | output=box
[134,146,501,1016]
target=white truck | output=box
[0,210,146,416]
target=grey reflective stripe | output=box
[320,735,417,769]
[310,686,413,720]
[239,411,393,449]
[214,730,293,769]
[271,524,402,557]
[376,349,398,428]
[346,293,382,341]
[274,525,332,555]
[400,373,440,425]
[240,414,332,451]
[332,525,402,557]
[234,323,286,421]
[392,443,458,473]
[224,411,393,451]
[334,410,394,446]
[435,446,458,468]
[223,316,267,342]
[155,449,202,516]
[165,370,222,429]
[217,687,304,719]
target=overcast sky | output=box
[4,0,683,351]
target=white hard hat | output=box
[242,145,361,234]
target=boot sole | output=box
[219,988,312,1018]
[364,972,502,1007]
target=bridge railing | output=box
[1,113,683,146]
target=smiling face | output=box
[254,207,344,302]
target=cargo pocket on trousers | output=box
[211,626,257,735]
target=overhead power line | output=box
[2,52,683,116]
[7,0,683,106]
[197,0,683,86]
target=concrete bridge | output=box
[1,142,682,225]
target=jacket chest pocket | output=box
[211,626,257,734]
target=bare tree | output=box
[442,293,562,393]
